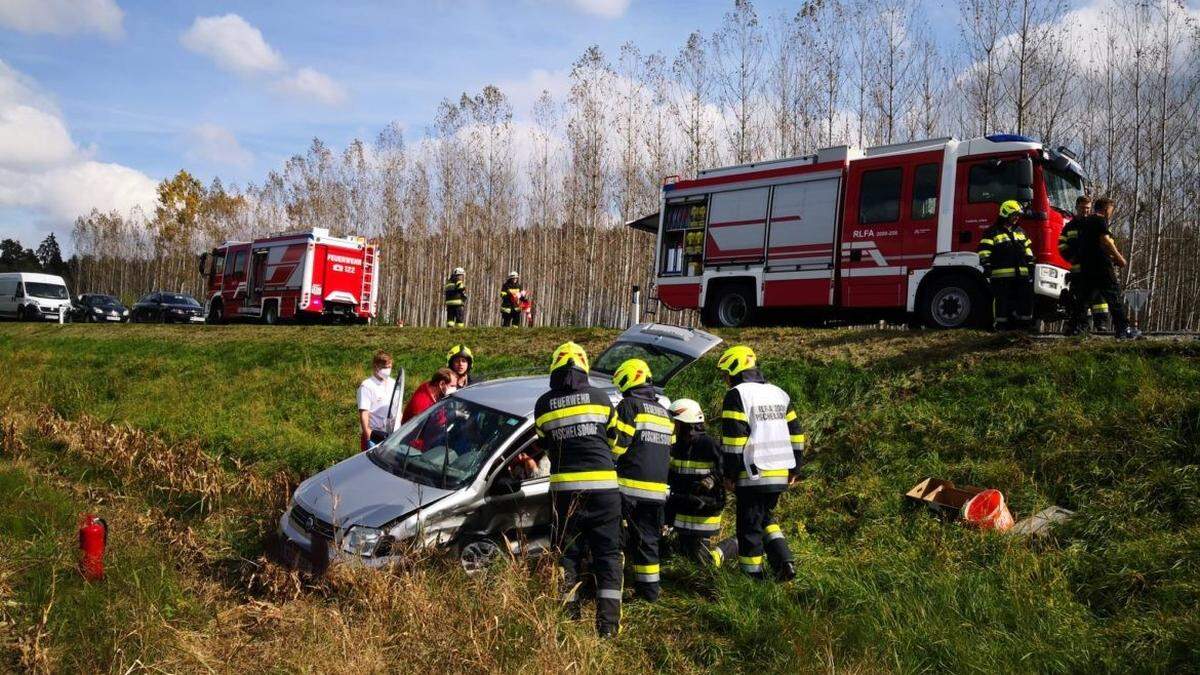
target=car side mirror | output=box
[1016,157,1034,188]
[489,475,521,496]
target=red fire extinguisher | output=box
[79,514,107,581]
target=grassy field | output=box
[1,323,1197,673]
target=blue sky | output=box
[0,0,1023,249]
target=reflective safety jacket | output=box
[721,368,805,492]
[607,385,673,502]
[1058,217,1084,273]
[534,365,618,493]
[978,221,1034,279]
[444,277,467,306]
[668,428,725,531]
[499,281,523,314]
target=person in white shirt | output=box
[358,351,399,451]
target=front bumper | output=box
[1033,264,1067,300]
[278,506,397,570]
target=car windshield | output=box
[1045,166,1084,215]
[26,282,68,300]
[369,397,523,490]
[592,342,690,384]
[161,293,200,307]
[91,295,121,307]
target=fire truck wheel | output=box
[206,302,224,325]
[919,274,986,329]
[263,303,279,325]
[704,283,756,328]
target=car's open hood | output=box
[292,452,453,530]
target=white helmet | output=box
[670,398,704,424]
[452,267,465,276]
[508,270,519,278]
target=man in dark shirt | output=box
[1071,197,1139,339]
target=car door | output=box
[458,432,552,555]
[0,278,15,316]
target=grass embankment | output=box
[1,324,1197,673]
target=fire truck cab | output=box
[198,227,379,324]
[640,134,1084,328]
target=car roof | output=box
[454,374,619,418]
[0,272,67,284]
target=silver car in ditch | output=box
[278,323,722,571]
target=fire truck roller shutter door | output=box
[705,187,769,266]
[763,177,839,308]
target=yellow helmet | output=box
[612,358,652,393]
[446,344,473,367]
[999,200,1023,218]
[549,342,589,373]
[717,345,757,376]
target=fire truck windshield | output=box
[1045,166,1084,215]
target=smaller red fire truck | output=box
[198,227,379,324]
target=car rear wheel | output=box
[459,537,507,575]
[919,274,987,329]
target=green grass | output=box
[1,323,1198,672]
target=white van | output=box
[0,272,72,321]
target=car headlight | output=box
[341,525,383,557]
[92,307,103,314]
[122,309,129,316]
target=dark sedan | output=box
[130,292,205,324]
[70,293,130,323]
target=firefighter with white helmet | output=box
[666,398,735,568]
[499,271,523,327]
[978,200,1035,330]
[534,342,623,637]
[607,358,673,602]
[444,267,467,327]
[718,345,804,581]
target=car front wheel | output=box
[459,537,507,575]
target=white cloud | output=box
[180,13,348,107]
[186,123,254,168]
[556,0,631,19]
[0,0,124,39]
[272,67,347,106]
[180,14,285,77]
[0,58,156,237]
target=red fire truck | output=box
[198,227,379,324]
[633,134,1084,328]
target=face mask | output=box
[445,385,458,395]
[376,367,392,380]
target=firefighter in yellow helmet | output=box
[978,200,1035,330]
[607,358,673,602]
[445,344,473,390]
[533,342,623,637]
[718,345,805,581]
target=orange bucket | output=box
[962,489,1014,531]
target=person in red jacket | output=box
[402,367,455,422]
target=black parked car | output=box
[70,293,130,323]
[130,292,205,324]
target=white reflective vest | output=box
[733,382,796,475]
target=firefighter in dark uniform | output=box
[1070,197,1139,339]
[444,267,467,327]
[719,345,804,581]
[1059,196,1089,335]
[607,358,673,602]
[978,200,1035,330]
[665,398,734,568]
[499,271,523,327]
[534,342,623,637]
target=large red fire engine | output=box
[633,134,1085,328]
[198,227,379,324]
